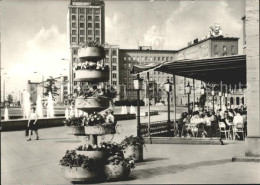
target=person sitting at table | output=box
[177,112,188,137]
[233,109,244,139]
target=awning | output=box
[131,55,246,85]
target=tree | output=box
[43,76,59,100]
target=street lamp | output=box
[200,85,205,111]
[61,58,72,95]
[186,82,191,114]
[212,90,215,111]
[218,91,222,110]
[224,92,228,109]
[133,73,143,138]
[164,78,173,132]
[34,71,44,99]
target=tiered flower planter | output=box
[61,167,100,182]
[78,47,105,62]
[75,96,109,112]
[74,69,109,82]
[65,126,85,135]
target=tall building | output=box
[68,0,105,92]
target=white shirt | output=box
[233,114,243,125]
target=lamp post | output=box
[133,73,143,137]
[61,58,72,96]
[224,92,228,109]
[186,82,191,114]
[218,91,222,110]
[212,90,215,111]
[200,85,205,111]
[34,72,44,99]
[164,78,172,132]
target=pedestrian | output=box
[27,107,39,141]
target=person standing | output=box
[27,107,39,141]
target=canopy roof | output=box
[131,55,246,85]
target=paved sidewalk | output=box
[1,119,260,184]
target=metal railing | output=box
[141,120,176,136]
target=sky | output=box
[1,0,245,94]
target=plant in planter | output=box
[63,116,85,135]
[60,150,104,182]
[121,135,144,162]
[83,112,116,135]
[75,143,110,160]
[74,61,109,71]
[104,150,135,180]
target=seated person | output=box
[177,112,188,137]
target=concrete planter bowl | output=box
[84,124,115,135]
[61,167,100,182]
[65,126,85,135]
[76,150,108,160]
[78,47,105,62]
[74,69,109,82]
[123,145,143,162]
[75,97,109,112]
[104,165,131,180]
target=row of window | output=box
[71,37,100,43]
[72,22,100,28]
[214,45,236,54]
[105,49,117,56]
[71,15,100,21]
[123,56,174,62]
[71,8,100,14]
[72,30,100,35]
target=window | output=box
[171,57,173,61]
[72,15,76,20]
[72,8,76,13]
[112,50,117,56]
[95,30,100,35]
[158,57,160,61]
[166,57,168,61]
[88,16,92,21]
[88,37,92,41]
[133,57,136,61]
[95,23,100,28]
[80,15,84,21]
[214,45,218,54]
[79,9,84,14]
[80,37,84,42]
[95,9,100,14]
[72,30,76,35]
[223,46,227,52]
[105,50,109,56]
[105,58,109,63]
[87,9,92,14]
[124,57,126,61]
[112,58,117,64]
[112,81,117,86]
[88,30,92,35]
[72,23,76,28]
[73,49,78,55]
[112,73,117,78]
[72,37,76,42]
[112,66,117,71]
[128,57,131,61]
[80,30,84,35]
[88,23,92,28]
[95,16,100,21]
[154,57,156,61]
[145,56,148,61]
[80,23,84,28]
[231,46,235,54]
[162,57,165,61]
[96,37,100,43]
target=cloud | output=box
[143,0,243,50]
[6,25,69,91]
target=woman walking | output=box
[27,107,39,141]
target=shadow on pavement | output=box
[132,159,231,180]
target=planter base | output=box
[124,145,143,162]
[61,167,101,182]
[104,165,131,180]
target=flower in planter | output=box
[121,135,145,149]
[63,116,84,126]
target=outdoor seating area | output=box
[175,107,247,140]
